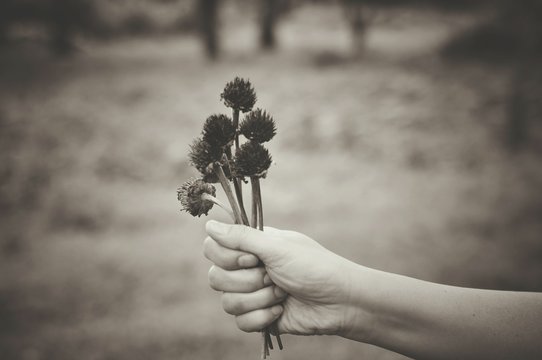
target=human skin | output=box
[203,220,542,360]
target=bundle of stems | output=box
[178,78,282,359]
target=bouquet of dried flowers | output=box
[177,77,282,358]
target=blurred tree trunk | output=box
[199,0,219,60]
[0,1,11,45]
[0,20,6,46]
[343,0,369,57]
[260,0,277,49]
[506,32,532,151]
[504,0,542,151]
[49,0,76,55]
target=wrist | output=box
[336,261,381,343]
[338,265,443,353]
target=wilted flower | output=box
[233,141,272,179]
[220,77,257,113]
[203,114,236,148]
[177,178,217,217]
[240,109,276,143]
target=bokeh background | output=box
[1,0,542,359]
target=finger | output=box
[235,305,284,333]
[208,265,273,293]
[206,221,279,260]
[203,237,259,270]
[222,286,288,316]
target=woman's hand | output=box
[203,220,542,360]
[203,220,365,337]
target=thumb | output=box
[205,220,275,259]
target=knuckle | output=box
[257,267,269,286]
[219,252,237,271]
[207,266,220,291]
[221,294,243,315]
[242,269,264,291]
[202,237,213,260]
[235,316,253,333]
[204,240,235,270]
[221,294,233,314]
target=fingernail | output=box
[206,220,228,236]
[263,273,273,286]
[274,286,287,298]
[238,254,258,268]
[271,305,283,316]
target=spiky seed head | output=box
[220,77,257,113]
[202,171,220,184]
[233,141,272,179]
[188,137,224,183]
[203,114,236,148]
[240,109,276,143]
[177,178,216,217]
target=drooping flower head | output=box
[233,141,272,179]
[220,77,257,113]
[188,137,224,183]
[177,178,216,217]
[203,114,236,148]
[240,109,276,143]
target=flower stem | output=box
[232,108,240,151]
[252,177,264,231]
[265,330,273,350]
[251,179,258,228]
[252,176,284,351]
[252,178,274,356]
[224,149,250,226]
[200,193,235,222]
[273,325,283,350]
[233,179,250,225]
[250,176,270,358]
[261,332,267,359]
[213,163,242,224]
[229,109,250,226]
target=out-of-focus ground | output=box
[1,3,542,360]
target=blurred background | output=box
[1,0,542,359]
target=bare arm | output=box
[344,265,542,360]
[203,221,542,360]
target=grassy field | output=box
[1,4,542,360]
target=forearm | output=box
[342,263,542,360]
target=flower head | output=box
[220,77,257,113]
[177,178,216,217]
[203,114,236,148]
[188,137,224,183]
[233,141,272,179]
[240,109,276,143]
